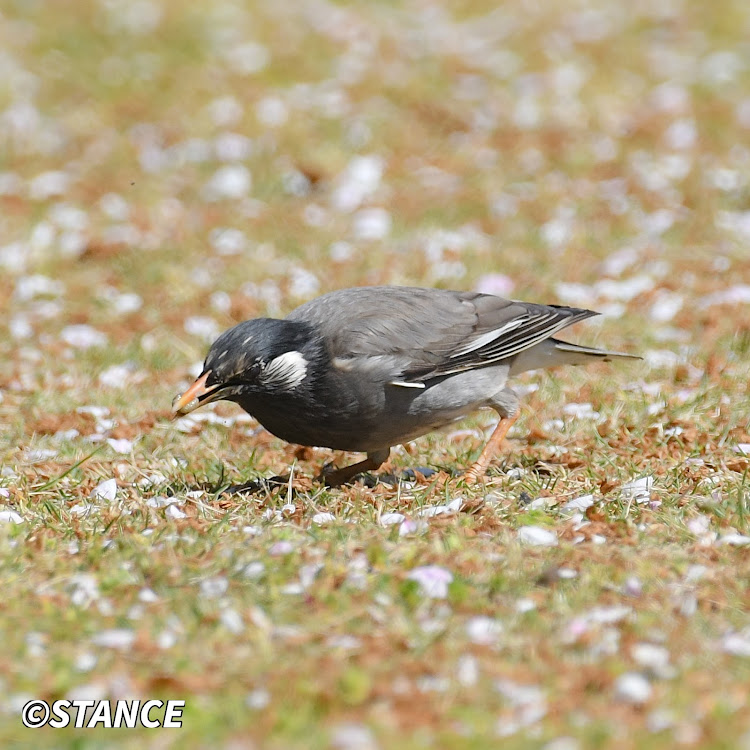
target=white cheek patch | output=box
[260,350,308,390]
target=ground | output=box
[1,0,750,748]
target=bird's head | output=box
[172,318,315,416]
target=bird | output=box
[172,286,639,486]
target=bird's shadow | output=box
[174,465,446,499]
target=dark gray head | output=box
[172,318,317,415]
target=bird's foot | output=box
[318,451,389,487]
[399,466,438,482]
[317,462,370,487]
[319,462,438,488]
[463,467,484,485]
[462,412,520,485]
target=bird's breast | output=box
[232,365,510,453]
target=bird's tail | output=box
[509,337,640,375]
[550,339,642,364]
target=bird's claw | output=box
[399,466,438,482]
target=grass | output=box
[2,0,750,747]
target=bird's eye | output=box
[205,370,219,386]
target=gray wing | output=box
[287,286,598,384]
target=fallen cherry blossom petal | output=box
[407,565,453,598]
[91,629,136,650]
[456,653,479,687]
[299,563,323,590]
[61,324,107,349]
[0,510,23,524]
[106,438,133,454]
[620,476,654,503]
[494,680,547,737]
[243,562,265,580]
[542,738,581,750]
[614,672,652,703]
[29,171,70,200]
[77,405,109,418]
[146,496,175,508]
[91,478,117,502]
[219,608,244,634]
[399,519,428,536]
[138,588,158,603]
[245,689,270,710]
[587,605,632,624]
[184,315,220,343]
[718,533,750,546]
[474,273,515,296]
[199,577,228,599]
[562,402,600,420]
[632,643,671,674]
[563,494,595,511]
[268,541,294,556]
[331,154,384,212]
[330,723,378,750]
[465,616,504,645]
[722,632,750,657]
[203,165,252,200]
[326,635,361,651]
[352,207,391,240]
[518,526,558,547]
[165,504,187,520]
[418,498,462,518]
[23,449,57,463]
[687,516,710,535]
[623,577,643,597]
[99,364,134,388]
[69,503,97,516]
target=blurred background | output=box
[3,0,749,390]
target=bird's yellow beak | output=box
[172,370,220,416]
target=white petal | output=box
[91,478,117,502]
[614,672,652,704]
[0,510,23,524]
[619,476,654,503]
[518,526,558,547]
[91,629,136,650]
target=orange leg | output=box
[464,412,519,484]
